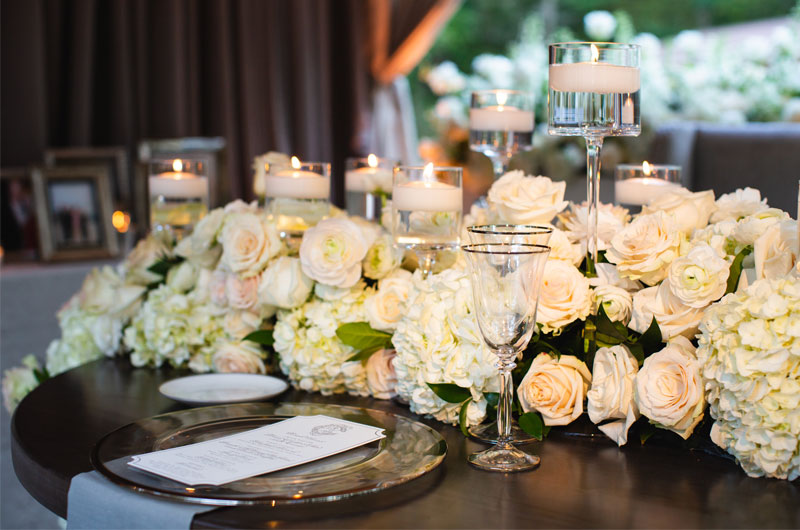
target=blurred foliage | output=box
[411,0,797,137]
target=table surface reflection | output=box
[11,358,800,529]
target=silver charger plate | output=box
[91,402,447,506]
[158,374,289,405]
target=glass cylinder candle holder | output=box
[615,161,681,211]
[345,154,395,221]
[265,157,331,244]
[392,163,462,278]
[149,159,208,238]
[469,90,534,179]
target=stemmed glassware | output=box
[392,164,463,278]
[462,242,551,472]
[466,224,553,445]
[548,42,640,271]
[470,90,535,181]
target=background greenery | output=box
[411,0,798,137]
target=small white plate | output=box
[159,374,289,406]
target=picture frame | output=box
[31,166,120,261]
[44,146,131,209]
[0,167,39,261]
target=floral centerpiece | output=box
[4,153,798,481]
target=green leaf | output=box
[638,317,663,355]
[483,392,499,409]
[147,256,184,277]
[639,422,658,445]
[335,322,392,351]
[627,342,645,364]
[518,412,545,441]
[243,330,274,346]
[33,368,50,384]
[726,246,753,294]
[459,398,472,437]
[426,383,472,404]
[345,345,382,363]
[595,304,627,343]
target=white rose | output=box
[642,187,716,235]
[212,341,266,374]
[537,260,593,334]
[487,171,568,225]
[634,336,705,439]
[547,228,583,265]
[79,266,144,316]
[225,274,260,309]
[753,219,798,281]
[175,207,225,268]
[711,187,769,223]
[123,234,172,286]
[363,234,402,280]
[593,284,633,324]
[208,271,228,307]
[689,219,737,259]
[224,199,259,214]
[584,10,617,41]
[365,270,413,332]
[219,212,282,277]
[518,353,592,426]
[299,218,368,288]
[258,256,314,309]
[365,348,397,399]
[222,310,262,339]
[590,263,641,292]
[667,242,729,308]
[349,216,382,248]
[166,261,197,293]
[731,208,790,248]
[630,283,705,341]
[587,345,640,446]
[606,212,682,286]
[557,201,629,255]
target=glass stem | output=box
[490,154,511,181]
[585,136,604,275]
[495,346,517,445]
[416,249,437,279]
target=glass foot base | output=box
[467,444,540,472]
[468,421,537,445]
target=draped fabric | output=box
[1,0,456,205]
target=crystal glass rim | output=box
[616,163,681,170]
[471,89,528,96]
[549,42,640,51]
[346,156,399,164]
[461,243,551,255]
[394,165,463,172]
[467,224,553,235]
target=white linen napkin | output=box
[67,471,215,529]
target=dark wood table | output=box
[11,358,800,528]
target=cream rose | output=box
[536,260,593,334]
[590,263,642,293]
[518,353,592,426]
[225,274,260,309]
[212,341,266,374]
[175,207,225,268]
[365,270,413,332]
[731,208,790,248]
[208,271,228,307]
[363,233,402,280]
[123,234,172,286]
[753,219,798,281]
[606,212,682,286]
[642,187,716,235]
[258,256,314,309]
[547,227,583,265]
[634,336,705,439]
[557,201,629,254]
[667,243,729,308]
[587,345,640,446]
[166,261,197,293]
[79,266,144,316]
[299,218,368,288]
[593,284,633,324]
[365,348,398,399]
[487,171,568,225]
[219,212,282,277]
[630,283,705,341]
[222,309,262,339]
[710,187,769,223]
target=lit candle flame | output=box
[291,156,301,169]
[172,159,183,172]
[496,91,508,107]
[367,154,378,168]
[591,44,599,63]
[422,162,435,183]
[112,210,131,233]
[642,160,652,176]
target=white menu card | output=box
[128,415,386,486]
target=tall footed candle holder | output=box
[470,90,534,181]
[548,42,640,271]
[149,159,208,239]
[345,154,395,221]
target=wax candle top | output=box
[549,62,640,93]
[393,164,462,212]
[265,157,330,199]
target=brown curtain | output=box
[1,0,455,205]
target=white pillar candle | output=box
[393,180,462,212]
[149,172,208,199]
[549,62,640,93]
[345,167,393,193]
[469,106,534,132]
[615,178,681,206]
[265,169,330,199]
